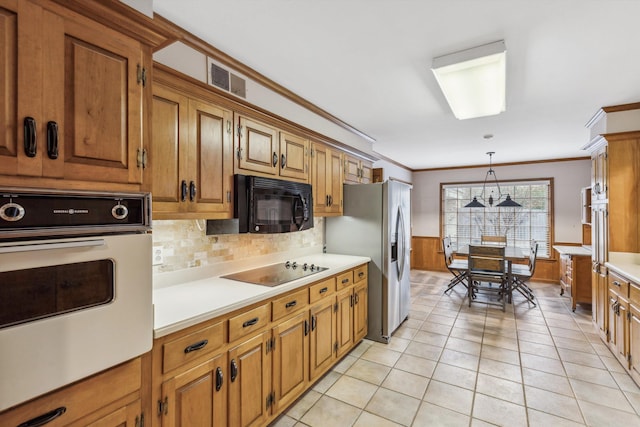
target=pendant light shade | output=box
[464,152,521,208]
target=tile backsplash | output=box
[152,218,324,274]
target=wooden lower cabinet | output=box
[148,264,368,427]
[558,253,592,311]
[336,287,354,358]
[309,296,337,380]
[593,266,608,341]
[271,311,309,413]
[228,331,271,427]
[630,304,640,383]
[608,288,629,366]
[160,353,227,427]
[0,357,144,427]
[353,280,368,343]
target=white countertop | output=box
[552,245,592,256]
[606,252,640,284]
[153,254,370,338]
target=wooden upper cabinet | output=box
[279,131,308,181]
[0,0,149,188]
[235,113,309,182]
[344,154,373,184]
[311,142,342,216]
[151,80,233,219]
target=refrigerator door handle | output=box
[396,206,406,281]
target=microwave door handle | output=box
[0,239,105,254]
[292,195,308,231]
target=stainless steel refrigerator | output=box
[325,180,411,343]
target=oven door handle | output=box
[0,239,105,254]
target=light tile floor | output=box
[271,270,640,427]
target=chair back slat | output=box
[468,245,506,275]
[481,235,507,245]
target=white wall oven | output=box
[0,188,153,412]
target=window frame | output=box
[440,177,555,259]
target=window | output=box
[441,179,552,257]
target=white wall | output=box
[154,42,375,156]
[412,159,590,243]
[373,159,413,183]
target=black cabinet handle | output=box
[613,280,621,287]
[342,278,350,284]
[281,154,286,169]
[304,319,309,336]
[272,152,278,167]
[215,367,224,391]
[181,180,187,202]
[311,315,316,331]
[242,317,259,328]
[325,195,329,207]
[328,195,333,206]
[358,272,365,278]
[189,181,196,202]
[184,339,208,354]
[17,407,66,427]
[285,300,297,309]
[319,287,328,294]
[24,117,37,158]
[46,121,58,159]
[230,359,238,382]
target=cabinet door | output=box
[336,287,354,358]
[151,84,190,215]
[595,269,608,339]
[310,298,336,380]
[617,298,630,368]
[279,131,308,181]
[353,281,368,342]
[328,149,343,214]
[344,155,361,184]
[188,98,233,216]
[56,11,145,184]
[236,115,278,176]
[228,331,271,427]
[272,311,309,413]
[592,146,607,201]
[630,305,640,382]
[161,353,227,427]
[0,3,19,177]
[80,399,141,427]
[360,161,373,184]
[311,143,329,214]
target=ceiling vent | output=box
[210,63,230,91]
[208,59,246,99]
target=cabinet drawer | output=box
[353,265,368,284]
[1,358,141,427]
[309,277,336,304]
[228,303,271,342]
[272,288,309,321]
[336,271,354,290]
[609,271,630,297]
[163,321,225,373]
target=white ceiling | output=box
[153,0,640,170]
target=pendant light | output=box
[464,152,521,208]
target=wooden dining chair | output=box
[467,245,510,311]
[481,235,507,245]
[510,240,538,307]
[443,236,468,294]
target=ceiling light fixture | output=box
[465,151,521,208]
[432,40,506,120]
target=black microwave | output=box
[207,175,313,234]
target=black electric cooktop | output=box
[222,261,327,287]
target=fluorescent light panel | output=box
[432,40,506,120]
